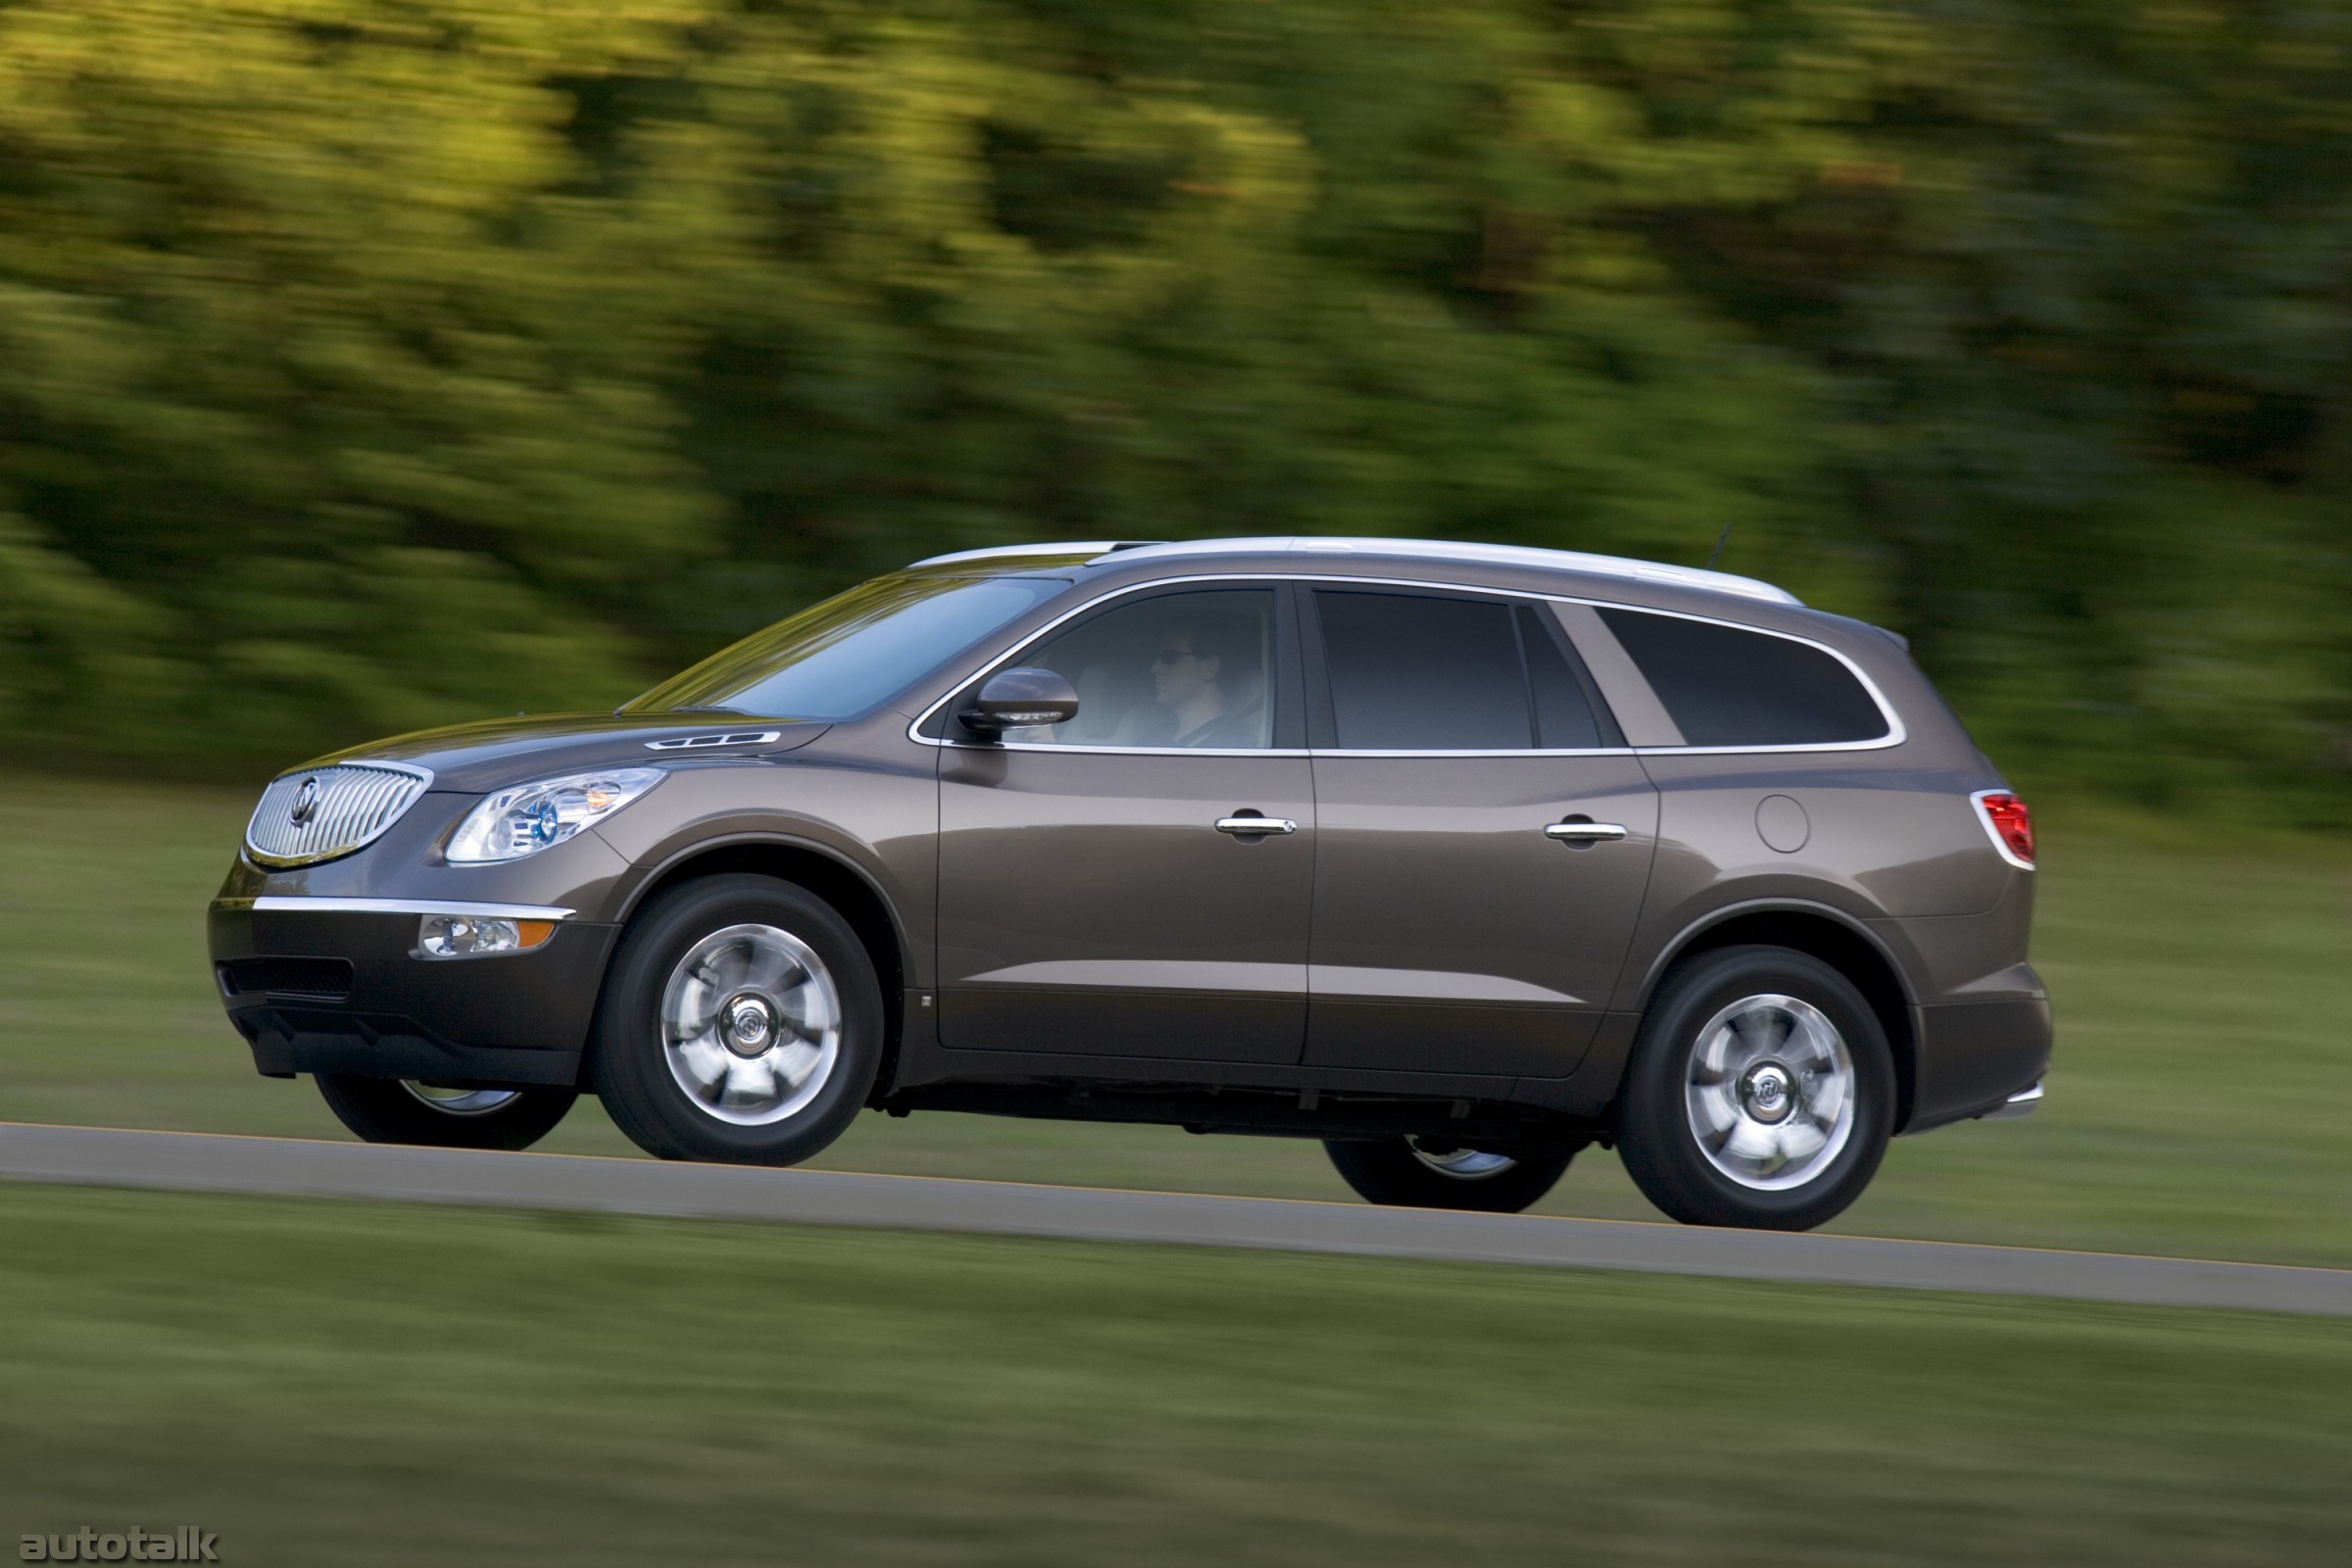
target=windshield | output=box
[622,572,1068,720]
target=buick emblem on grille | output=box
[288,776,320,826]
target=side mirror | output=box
[958,666,1080,737]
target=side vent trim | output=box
[644,731,784,751]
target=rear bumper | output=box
[208,898,618,1091]
[1905,994,2053,1132]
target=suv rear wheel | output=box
[315,1074,576,1152]
[1324,1137,1580,1213]
[591,874,883,1165]
[1616,945,1893,1231]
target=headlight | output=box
[446,767,664,864]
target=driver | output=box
[1150,614,1263,748]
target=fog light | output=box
[418,914,557,959]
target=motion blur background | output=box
[3,4,2350,1564]
[3,0,2348,821]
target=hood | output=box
[304,713,830,793]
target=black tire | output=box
[314,1073,576,1152]
[590,873,884,1165]
[1323,1137,1579,1214]
[1616,945,1894,1231]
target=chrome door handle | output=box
[1544,821,1627,843]
[1216,816,1297,837]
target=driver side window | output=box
[1004,587,1278,750]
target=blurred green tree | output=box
[0,0,718,764]
[0,0,2343,818]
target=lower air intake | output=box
[218,957,356,1000]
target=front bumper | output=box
[208,897,619,1091]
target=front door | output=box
[936,583,1314,1065]
[1300,586,1658,1078]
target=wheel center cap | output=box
[723,995,774,1056]
[1742,1062,1794,1124]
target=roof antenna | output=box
[1703,522,1734,571]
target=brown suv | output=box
[207,537,2049,1230]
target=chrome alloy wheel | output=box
[1684,993,1855,1192]
[402,1083,522,1116]
[660,923,841,1127]
[1408,1140,1518,1181]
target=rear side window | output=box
[1596,608,1889,747]
[1313,590,1614,750]
[1318,592,1524,749]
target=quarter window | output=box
[1595,608,1889,747]
[1313,590,1611,751]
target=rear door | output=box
[1301,585,1658,1078]
[934,582,1315,1066]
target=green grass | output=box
[0,1181,2346,1568]
[3,772,2348,1264]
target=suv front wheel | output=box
[592,874,883,1165]
[1616,946,1893,1231]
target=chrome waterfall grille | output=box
[244,761,433,868]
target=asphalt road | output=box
[4,1120,2347,1315]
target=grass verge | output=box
[1,1181,2347,1567]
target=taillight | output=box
[1971,790,2036,869]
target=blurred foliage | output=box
[0,0,2345,816]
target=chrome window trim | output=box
[220,896,578,920]
[905,571,1905,758]
[957,742,1316,759]
[1307,747,1642,759]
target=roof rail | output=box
[909,541,1159,568]
[1090,537,1800,605]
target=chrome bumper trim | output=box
[215,896,577,921]
[1979,1081,2043,1120]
